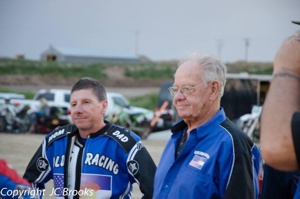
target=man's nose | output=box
[174,89,185,99]
[73,104,83,113]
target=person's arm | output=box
[23,143,48,193]
[0,159,30,186]
[127,142,157,199]
[223,145,260,199]
[261,30,300,171]
[0,159,31,199]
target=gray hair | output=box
[178,53,227,96]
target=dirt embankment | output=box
[0,67,171,98]
[0,66,171,88]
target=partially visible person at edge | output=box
[261,163,300,199]
[0,159,31,199]
[260,21,300,197]
[23,77,156,199]
[153,53,261,199]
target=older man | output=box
[153,53,261,199]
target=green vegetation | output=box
[124,63,177,79]
[0,58,107,79]
[0,88,35,99]
[123,61,273,78]
[0,58,273,81]
[128,93,158,110]
[226,61,273,74]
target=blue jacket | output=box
[23,122,156,199]
[154,108,260,199]
[294,184,300,198]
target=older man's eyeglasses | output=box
[168,82,206,96]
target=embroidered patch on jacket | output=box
[189,154,207,170]
[81,174,112,198]
[127,160,139,175]
[36,157,49,172]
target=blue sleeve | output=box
[0,174,31,199]
[0,174,18,191]
[292,112,300,168]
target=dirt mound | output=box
[0,66,171,88]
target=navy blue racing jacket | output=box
[23,122,156,199]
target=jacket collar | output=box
[171,108,226,134]
[67,120,114,138]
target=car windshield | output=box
[64,94,70,103]
[36,93,54,101]
[112,96,130,108]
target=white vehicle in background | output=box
[0,88,72,118]
[0,89,72,118]
[105,92,154,139]
[34,90,154,124]
[0,93,31,133]
[32,90,154,133]
[0,90,154,137]
[32,89,72,123]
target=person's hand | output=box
[273,30,300,76]
[15,184,32,199]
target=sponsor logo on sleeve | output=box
[36,157,49,172]
[127,160,139,175]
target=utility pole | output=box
[244,38,250,62]
[135,30,139,55]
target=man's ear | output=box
[101,100,108,114]
[209,81,220,100]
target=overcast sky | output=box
[0,0,299,63]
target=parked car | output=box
[0,93,25,101]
